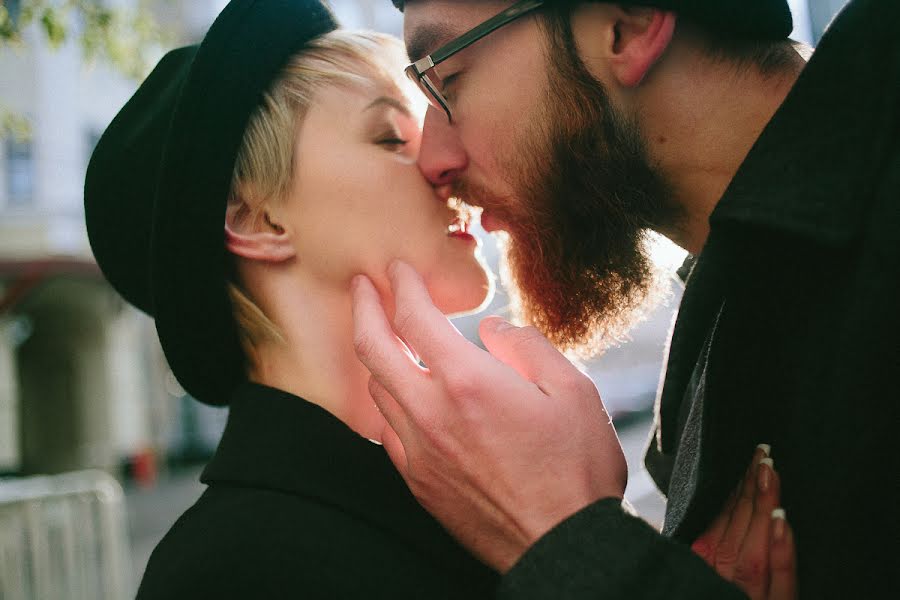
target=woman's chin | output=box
[433,268,495,318]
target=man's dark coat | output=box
[501,0,899,597]
[136,383,498,599]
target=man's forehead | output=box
[405,22,459,61]
[403,1,510,61]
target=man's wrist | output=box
[507,496,628,573]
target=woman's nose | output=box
[417,105,468,187]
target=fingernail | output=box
[756,443,771,457]
[489,317,515,332]
[758,457,774,493]
[771,508,787,541]
[351,275,364,292]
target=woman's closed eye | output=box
[376,132,408,151]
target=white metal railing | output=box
[0,470,131,600]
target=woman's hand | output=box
[692,445,797,600]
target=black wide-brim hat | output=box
[85,0,338,405]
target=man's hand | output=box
[350,261,626,572]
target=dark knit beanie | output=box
[391,0,793,40]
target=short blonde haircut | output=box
[226,30,409,363]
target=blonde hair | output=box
[226,30,409,363]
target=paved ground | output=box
[124,465,206,595]
[123,413,666,594]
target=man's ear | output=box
[224,196,296,263]
[573,5,676,89]
[609,7,676,88]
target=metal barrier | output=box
[0,470,131,600]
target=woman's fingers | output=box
[693,444,766,566]
[715,444,771,580]
[768,509,797,600]
[691,445,797,600]
[733,458,781,599]
[692,489,737,566]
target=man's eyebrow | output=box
[364,96,413,117]
[406,23,458,62]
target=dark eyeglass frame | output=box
[404,0,546,123]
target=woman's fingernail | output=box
[772,508,787,541]
[758,457,774,492]
[756,443,771,457]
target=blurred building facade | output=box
[0,0,235,479]
[0,0,848,481]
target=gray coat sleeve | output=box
[498,498,748,599]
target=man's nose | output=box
[417,105,468,187]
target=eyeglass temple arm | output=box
[428,0,546,67]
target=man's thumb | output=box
[479,316,573,386]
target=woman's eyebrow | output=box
[364,96,413,117]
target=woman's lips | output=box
[448,214,468,234]
[448,214,476,243]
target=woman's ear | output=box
[608,8,676,88]
[225,196,296,263]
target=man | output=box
[351,0,899,597]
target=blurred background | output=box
[0,0,849,597]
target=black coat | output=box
[136,383,498,599]
[500,0,899,598]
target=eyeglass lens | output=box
[405,64,451,120]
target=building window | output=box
[6,138,34,207]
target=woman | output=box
[85,0,792,597]
[87,1,494,596]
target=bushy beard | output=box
[454,20,680,357]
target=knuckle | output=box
[367,375,384,398]
[352,330,376,361]
[734,555,766,585]
[392,302,418,336]
[715,544,739,571]
[442,371,477,401]
[567,371,597,397]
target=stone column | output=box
[0,317,22,472]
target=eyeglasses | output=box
[404,0,546,123]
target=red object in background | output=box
[132,449,158,488]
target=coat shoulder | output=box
[136,484,477,599]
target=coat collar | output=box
[709,0,899,246]
[201,382,487,573]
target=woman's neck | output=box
[246,272,386,441]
